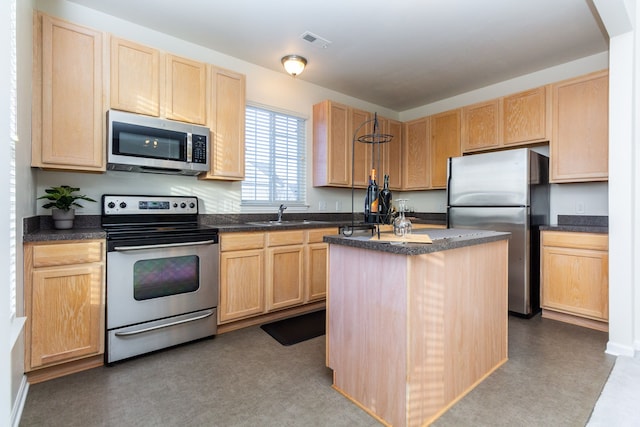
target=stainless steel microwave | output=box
[107,110,210,176]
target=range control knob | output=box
[180,202,186,208]
[189,202,196,209]
[107,201,116,209]
[173,202,178,208]
[119,202,127,209]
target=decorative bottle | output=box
[379,174,392,224]
[364,168,379,223]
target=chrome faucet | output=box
[277,204,287,222]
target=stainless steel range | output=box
[101,195,219,363]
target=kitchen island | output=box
[324,228,510,426]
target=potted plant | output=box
[38,185,96,230]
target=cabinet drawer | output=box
[267,230,305,247]
[31,241,103,267]
[542,231,608,250]
[306,228,338,243]
[220,232,265,252]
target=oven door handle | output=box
[114,310,215,337]
[113,240,216,251]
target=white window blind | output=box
[242,105,306,206]
[8,0,17,319]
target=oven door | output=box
[106,239,219,330]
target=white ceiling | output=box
[66,0,609,112]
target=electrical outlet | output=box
[575,201,585,214]
[319,201,327,211]
[335,201,342,211]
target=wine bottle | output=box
[365,168,379,223]
[379,174,392,224]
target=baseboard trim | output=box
[11,375,28,427]
[217,301,326,334]
[541,309,608,332]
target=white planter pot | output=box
[52,208,75,230]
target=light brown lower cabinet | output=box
[24,240,106,383]
[540,231,608,331]
[219,232,266,323]
[266,230,306,310]
[218,228,336,326]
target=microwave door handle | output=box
[113,240,215,251]
[186,133,192,162]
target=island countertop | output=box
[324,227,510,255]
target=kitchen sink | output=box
[245,220,330,227]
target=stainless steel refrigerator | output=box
[446,148,550,317]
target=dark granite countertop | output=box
[23,212,448,241]
[23,215,106,243]
[539,215,608,234]
[324,228,510,256]
[23,228,107,243]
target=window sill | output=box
[9,316,26,350]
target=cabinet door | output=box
[402,117,430,190]
[503,86,550,146]
[551,70,609,182]
[219,249,265,323]
[33,13,105,171]
[352,108,372,188]
[110,37,160,116]
[461,99,501,153]
[28,264,104,369]
[306,243,328,302]
[266,245,305,311]
[430,109,461,189]
[200,66,246,180]
[165,54,207,125]
[313,101,351,187]
[542,246,608,321]
[380,118,403,191]
[541,232,608,322]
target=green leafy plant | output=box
[38,185,96,211]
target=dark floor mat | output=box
[260,310,326,346]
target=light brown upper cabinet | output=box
[430,109,461,189]
[164,54,207,125]
[550,70,609,183]
[313,100,352,187]
[351,108,373,189]
[199,66,246,181]
[32,13,105,172]
[379,117,403,191]
[402,117,431,190]
[110,39,207,126]
[461,99,501,153]
[503,86,551,146]
[110,37,160,117]
[462,86,550,154]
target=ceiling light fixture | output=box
[281,55,307,77]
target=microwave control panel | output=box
[191,134,208,164]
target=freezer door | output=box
[448,148,530,207]
[448,206,536,316]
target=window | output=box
[242,105,306,206]
[8,0,17,319]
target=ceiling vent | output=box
[300,31,332,49]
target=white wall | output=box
[32,0,610,219]
[595,0,639,356]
